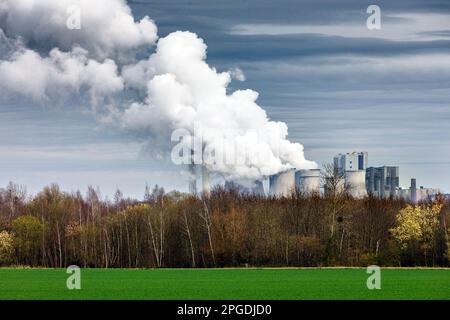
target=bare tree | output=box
[182,209,196,267]
[147,185,165,267]
[0,182,27,223]
[2,181,446,268]
[200,199,216,266]
[322,163,347,238]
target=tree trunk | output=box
[183,211,196,268]
[56,221,63,268]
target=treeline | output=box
[0,181,449,268]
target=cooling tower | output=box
[344,170,367,198]
[295,169,321,194]
[269,169,296,197]
[252,180,265,196]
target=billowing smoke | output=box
[0,0,316,181]
[0,47,124,104]
[0,0,155,104]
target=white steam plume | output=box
[0,47,123,104]
[0,0,316,181]
[120,31,317,179]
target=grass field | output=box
[0,268,449,300]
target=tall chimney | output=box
[410,178,417,204]
[188,163,197,194]
[202,165,210,196]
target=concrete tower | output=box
[334,152,368,198]
[410,178,417,204]
[366,166,399,198]
[269,169,296,197]
[202,165,211,196]
[295,169,321,194]
[345,171,367,198]
[188,163,197,195]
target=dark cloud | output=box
[207,34,450,62]
[131,0,450,24]
[130,0,450,64]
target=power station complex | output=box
[268,152,370,199]
[189,151,442,204]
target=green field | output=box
[0,268,449,300]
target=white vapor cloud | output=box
[0,47,123,103]
[0,0,316,181]
[118,31,316,179]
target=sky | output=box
[0,0,449,198]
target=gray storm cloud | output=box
[0,0,316,180]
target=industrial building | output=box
[269,168,321,197]
[269,168,296,197]
[188,150,442,203]
[295,169,321,194]
[334,152,368,198]
[366,166,399,198]
[344,171,367,198]
[334,152,368,174]
[397,178,441,204]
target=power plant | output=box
[366,166,399,198]
[268,168,321,197]
[188,150,442,203]
[397,178,441,204]
[334,152,368,198]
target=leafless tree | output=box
[322,163,347,238]
[182,209,196,267]
[201,199,216,266]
